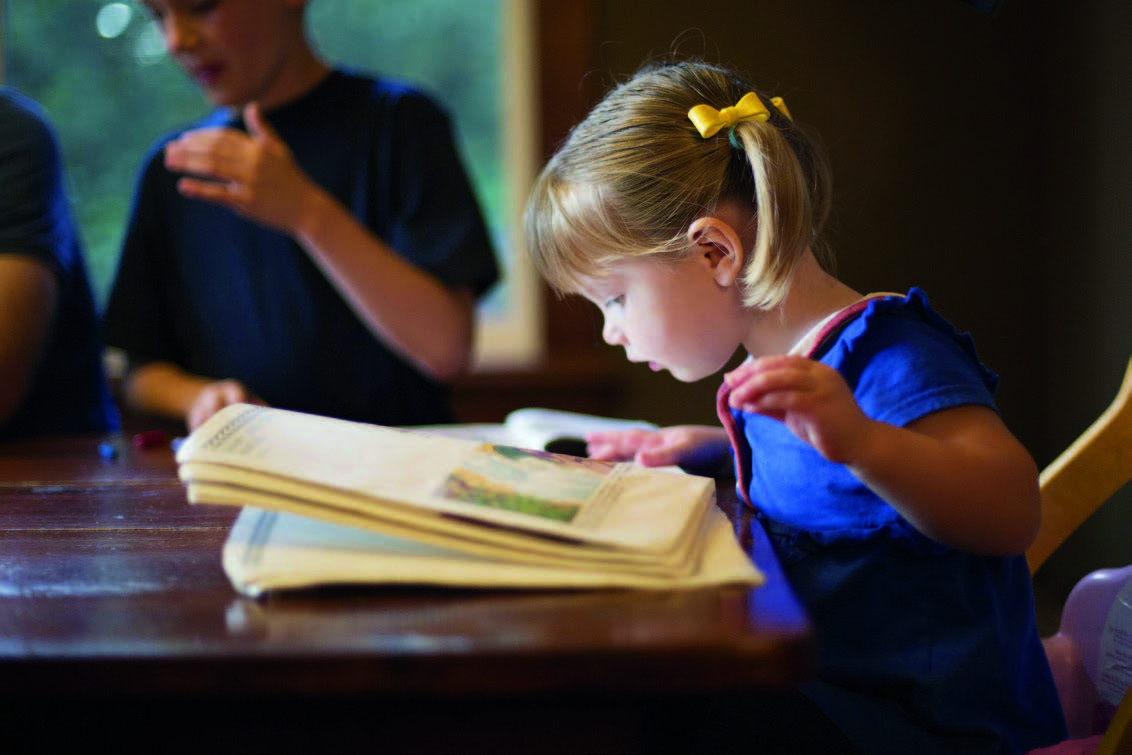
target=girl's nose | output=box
[602,318,626,347]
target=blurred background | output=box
[2,0,1129,627]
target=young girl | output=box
[525,60,1067,754]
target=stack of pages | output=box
[176,404,763,596]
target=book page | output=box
[412,409,657,452]
[439,444,617,525]
[411,423,516,445]
[501,408,657,450]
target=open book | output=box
[176,404,763,596]
[414,407,658,456]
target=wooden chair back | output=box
[1028,358,1132,575]
[1024,358,1132,753]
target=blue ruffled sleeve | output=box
[826,288,999,428]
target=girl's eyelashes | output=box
[604,294,625,309]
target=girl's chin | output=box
[667,364,721,384]
[637,358,712,382]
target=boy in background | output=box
[105,0,499,430]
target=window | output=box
[0,0,540,369]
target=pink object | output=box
[1043,564,1132,739]
[132,429,170,449]
[1027,733,1104,755]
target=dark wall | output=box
[1030,0,1132,610]
[586,0,1044,438]
[544,0,1131,604]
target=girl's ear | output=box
[687,216,745,287]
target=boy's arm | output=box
[289,185,476,380]
[124,361,265,431]
[164,104,476,382]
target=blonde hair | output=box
[524,60,833,309]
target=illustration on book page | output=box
[439,444,617,523]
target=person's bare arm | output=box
[0,256,57,425]
[726,355,1040,556]
[123,361,266,431]
[842,404,1040,556]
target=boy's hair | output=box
[524,60,833,309]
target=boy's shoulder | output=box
[339,69,446,118]
[0,87,57,157]
[331,67,449,117]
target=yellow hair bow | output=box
[687,92,791,139]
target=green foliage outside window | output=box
[3,0,503,310]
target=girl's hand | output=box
[187,379,267,431]
[585,425,731,468]
[163,103,314,234]
[725,355,873,464]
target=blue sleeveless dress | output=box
[718,289,1066,754]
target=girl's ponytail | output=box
[727,114,812,308]
[689,89,830,309]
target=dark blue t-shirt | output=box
[0,88,119,441]
[104,70,499,426]
[726,290,1066,754]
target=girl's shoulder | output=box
[808,289,962,356]
[839,287,997,385]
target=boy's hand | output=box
[163,103,314,234]
[187,379,267,431]
[585,425,730,468]
[725,355,873,464]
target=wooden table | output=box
[0,432,811,753]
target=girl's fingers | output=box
[728,365,810,406]
[585,433,637,461]
[635,444,682,467]
[586,429,650,448]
